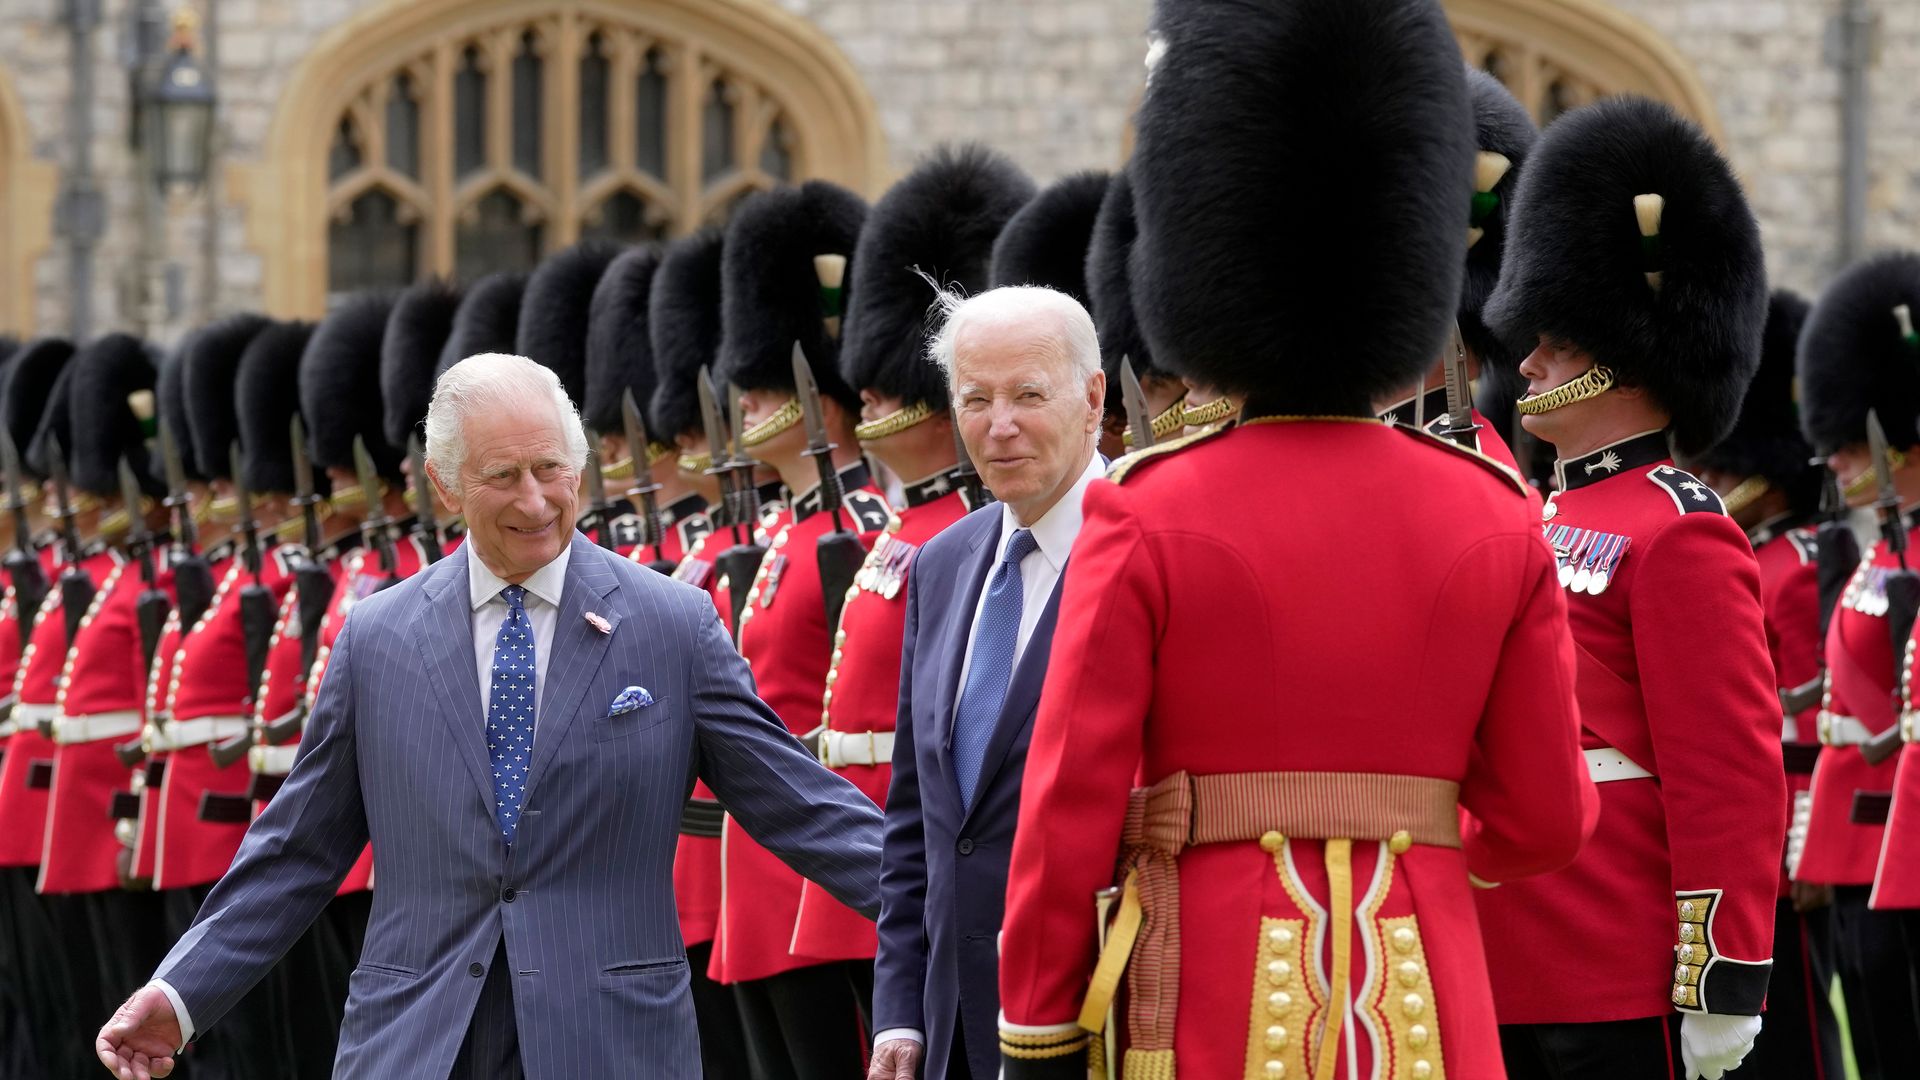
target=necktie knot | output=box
[1003,528,1038,568]
[501,584,527,613]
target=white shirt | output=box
[876,450,1104,1051]
[153,544,573,1046]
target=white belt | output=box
[817,728,896,768]
[1585,746,1654,783]
[1817,712,1871,748]
[161,716,251,749]
[12,702,57,729]
[250,743,299,776]
[50,710,144,745]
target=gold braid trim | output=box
[1515,365,1615,415]
[1720,474,1772,516]
[1180,395,1237,427]
[853,400,935,441]
[741,398,803,447]
[1001,1028,1089,1049]
[1844,449,1907,500]
[678,452,713,474]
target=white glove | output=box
[1680,1012,1761,1079]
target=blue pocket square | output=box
[609,686,654,716]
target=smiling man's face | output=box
[951,314,1101,525]
[431,404,580,583]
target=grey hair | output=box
[923,283,1101,392]
[424,352,591,491]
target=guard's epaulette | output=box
[845,489,892,533]
[1787,527,1819,566]
[1391,423,1529,498]
[1647,464,1726,516]
[1107,424,1232,485]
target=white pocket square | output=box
[608,686,654,715]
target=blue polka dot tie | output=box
[488,585,536,843]
[952,528,1038,810]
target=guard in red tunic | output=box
[626,228,757,1080]
[1376,69,1537,486]
[1792,251,1920,1074]
[709,180,892,1076]
[996,6,1596,1078]
[1469,96,1783,1078]
[792,145,1027,973]
[1686,288,1843,1079]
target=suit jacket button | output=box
[957,838,974,855]
[469,963,485,978]
[501,887,517,903]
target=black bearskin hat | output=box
[1797,251,1920,453]
[1087,169,1164,413]
[184,313,271,482]
[518,242,620,406]
[4,338,74,480]
[1131,0,1474,413]
[237,320,319,495]
[1694,290,1819,515]
[156,331,204,481]
[300,292,401,479]
[67,333,163,498]
[1459,68,1538,377]
[382,280,462,451]
[584,245,663,435]
[716,181,868,411]
[843,144,1035,412]
[1485,97,1766,455]
[989,171,1107,305]
[438,271,527,378]
[648,230,726,441]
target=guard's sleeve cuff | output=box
[1671,890,1771,1014]
[1000,1017,1088,1080]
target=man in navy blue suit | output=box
[95,351,884,1080]
[869,286,1107,1080]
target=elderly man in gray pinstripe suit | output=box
[96,352,884,1080]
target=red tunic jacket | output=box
[1479,430,1784,1024]
[710,466,888,984]
[1748,521,1822,896]
[0,548,113,868]
[152,550,294,889]
[1795,525,1919,888]
[793,473,970,962]
[41,552,151,894]
[0,544,58,867]
[997,419,1593,1080]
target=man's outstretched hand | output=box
[96,985,181,1079]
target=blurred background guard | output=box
[796,142,1032,1075]
[1684,288,1843,1080]
[1086,168,1183,461]
[1476,94,1784,1079]
[1377,67,1539,487]
[707,178,890,1080]
[1792,250,1920,1079]
[993,3,1595,1078]
[0,337,94,1080]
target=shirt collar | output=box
[468,541,572,611]
[999,451,1105,573]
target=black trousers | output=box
[686,941,753,1079]
[1738,896,1843,1080]
[1502,1014,1684,1080]
[1830,884,1920,1079]
[1,868,102,1080]
[731,960,872,1080]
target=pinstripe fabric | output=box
[151,533,884,1079]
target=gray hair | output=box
[424,353,591,491]
[923,284,1102,391]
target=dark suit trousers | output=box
[1830,885,1920,1080]
[449,942,524,1080]
[1737,896,1842,1080]
[1500,1015,1683,1079]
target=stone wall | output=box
[0,0,1915,338]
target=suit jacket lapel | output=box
[961,568,1065,827]
[415,546,494,817]
[521,534,621,803]
[934,515,1001,761]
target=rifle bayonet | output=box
[621,388,674,573]
[1439,323,1483,450]
[696,367,742,541]
[583,427,617,551]
[1120,358,1154,453]
[1869,409,1907,567]
[407,435,443,564]
[230,442,262,581]
[793,345,864,634]
[353,436,398,576]
[1,427,48,646]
